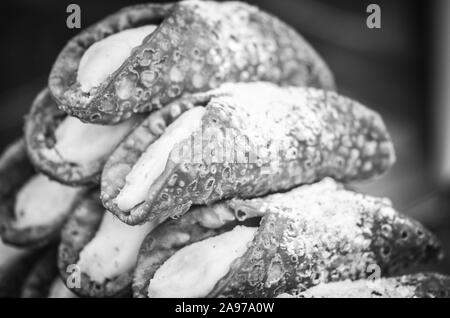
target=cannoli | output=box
[25,89,143,185]
[132,201,252,298]
[102,82,396,225]
[133,179,441,298]
[0,140,87,247]
[58,190,157,297]
[287,273,450,298]
[49,0,335,124]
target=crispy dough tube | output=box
[103,83,396,225]
[0,240,39,298]
[101,93,214,225]
[58,190,104,297]
[133,203,241,297]
[134,179,442,298]
[0,140,87,247]
[290,273,450,298]
[25,88,144,186]
[21,247,59,298]
[58,190,152,298]
[49,1,334,124]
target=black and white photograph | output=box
[0,0,449,303]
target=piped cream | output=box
[77,25,157,92]
[77,212,157,283]
[14,174,81,229]
[115,107,205,211]
[148,225,256,298]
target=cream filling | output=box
[77,212,157,283]
[115,107,206,211]
[0,239,26,268]
[48,278,78,298]
[195,203,236,229]
[148,225,257,298]
[77,25,157,92]
[14,174,81,229]
[46,116,136,167]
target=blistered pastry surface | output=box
[120,83,395,225]
[209,179,441,297]
[100,96,204,222]
[49,1,334,124]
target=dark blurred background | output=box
[0,0,449,274]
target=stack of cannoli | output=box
[0,1,448,298]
